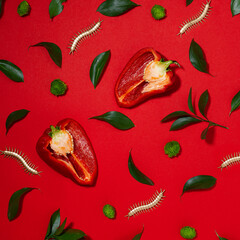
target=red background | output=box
[0,0,240,239]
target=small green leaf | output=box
[186,0,194,6]
[188,88,195,114]
[54,229,86,240]
[200,123,213,140]
[45,209,61,239]
[128,150,154,186]
[132,226,144,240]
[231,0,240,16]
[97,0,140,17]
[216,231,228,240]
[89,111,135,130]
[30,42,62,68]
[49,0,66,19]
[55,218,67,236]
[198,90,209,118]
[6,109,30,134]
[181,175,216,196]
[90,50,110,88]
[0,60,24,82]
[230,90,240,115]
[161,111,191,122]
[170,116,201,131]
[189,39,209,74]
[8,188,36,221]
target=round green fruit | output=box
[151,5,166,20]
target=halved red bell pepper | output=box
[115,48,180,108]
[36,118,97,186]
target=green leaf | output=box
[45,209,61,239]
[181,175,216,196]
[55,218,67,236]
[97,0,140,17]
[200,123,213,140]
[30,42,62,68]
[230,90,240,115]
[161,111,191,122]
[0,60,24,82]
[198,90,209,118]
[188,88,195,114]
[6,109,30,134]
[216,231,228,240]
[90,50,110,88]
[49,0,66,19]
[54,229,86,240]
[89,111,135,130]
[186,0,194,6]
[170,116,201,131]
[0,0,3,17]
[8,188,36,221]
[189,39,209,74]
[231,0,240,16]
[128,150,154,186]
[132,226,144,240]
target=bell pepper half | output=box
[36,118,98,186]
[115,48,180,108]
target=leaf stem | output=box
[191,114,228,129]
[209,122,229,129]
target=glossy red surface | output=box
[1,0,240,239]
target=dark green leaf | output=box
[188,88,195,114]
[181,175,216,196]
[170,116,201,131]
[90,50,110,88]
[89,111,135,130]
[216,231,228,240]
[55,218,67,236]
[8,188,36,221]
[30,42,62,68]
[0,0,3,17]
[45,209,61,239]
[49,0,66,19]
[230,90,240,115]
[200,123,213,140]
[97,0,140,17]
[186,0,194,6]
[161,111,191,122]
[54,229,86,240]
[0,60,24,82]
[128,150,154,186]
[132,226,144,240]
[198,90,209,118]
[189,39,209,73]
[6,109,30,134]
[231,0,240,16]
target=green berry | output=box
[151,4,166,20]
[164,141,181,158]
[103,204,116,219]
[17,1,31,17]
[180,226,197,239]
[50,79,68,96]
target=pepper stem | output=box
[160,59,181,71]
[48,125,61,138]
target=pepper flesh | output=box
[36,119,98,186]
[115,48,178,108]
